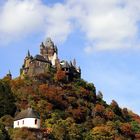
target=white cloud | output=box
[44,3,72,43]
[66,0,140,52]
[0,0,72,44]
[0,0,140,51]
[0,0,45,41]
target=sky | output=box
[0,0,140,114]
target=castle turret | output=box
[44,37,54,48]
[73,59,76,67]
[77,66,81,73]
[40,42,45,56]
[24,50,32,68]
[40,38,58,66]
[6,70,12,80]
[27,50,30,57]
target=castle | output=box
[20,38,81,81]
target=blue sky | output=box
[0,0,140,114]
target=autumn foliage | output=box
[55,70,66,82]
[0,74,140,140]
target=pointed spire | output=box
[54,45,58,53]
[70,61,73,66]
[27,50,30,57]
[44,37,54,48]
[78,66,81,73]
[40,42,44,48]
[6,70,12,79]
[8,70,11,75]
[73,58,76,67]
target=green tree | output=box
[92,125,116,140]
[131,121,140,132]
[10,128,36,140]
[0,115,13,128]
[0,80,16,117]
[0,122,9,140]
[49,118,83,140]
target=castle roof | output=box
[44,37,54,48]
[8,70,12,75]
[40,42,45,48]
[61,61,70,68]
[33,55,49,63]
[27,50,30,57]
[14,108,40,121]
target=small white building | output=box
[14,108,40,129]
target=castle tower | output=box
[40,38,58,66]
[40,42,45,56]
[6,70,12,80]
[20,38,81,80]
[73,58,76,67]
[24,50,32,68]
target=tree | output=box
[10,128,36,140]
[110,100,122,116]
[38,84,48,95]
[92,125,116,140]
[97,91,103,100]
[120,123,133,136]
[47,118,83,140]
[131,121,140,133]
[0,115,13,128]
[0,80,16,117]
[94,104,105,117]
[105,109,115,120]
[0,122,9,140]
[55,70,66,82]
[85,131,94,140]
[122,108,130,121]
[92,116,106,126]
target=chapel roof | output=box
[14,108,40,121]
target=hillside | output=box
[0,72,140,140]
[0,38,140,140]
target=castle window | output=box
[35,119,37,125]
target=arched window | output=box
[35,119,37,125]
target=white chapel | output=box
[13,108,40,129]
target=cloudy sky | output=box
[0,0,140,114]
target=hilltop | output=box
[0,39,140,140]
